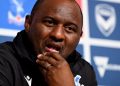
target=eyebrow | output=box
[42,15,79,29]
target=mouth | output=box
[45,43,62,53]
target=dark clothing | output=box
[0,30,97,86]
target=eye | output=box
[42,17,56,27]
[65,24,77,33]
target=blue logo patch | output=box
[74,75,84,86]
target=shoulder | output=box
[0,42,15,62]
[0,42,15,85]
[0,42,13,53]
[0,42,28,86]
[0,41,18,71]
[0,42,21,78]
[0,41,21,69]
[73,51,94,73]
[73,51,97,86]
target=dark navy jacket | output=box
[0,30,97,86]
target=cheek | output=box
[28,29,42,51]
[63,35,80,58]
[30,23,50,40]
[67,35,80,48]
[65,35,80,54]
[29,24,49,52]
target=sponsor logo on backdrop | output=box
[8,0,26,26]
[94,56,120,78]
[95,4,116,37]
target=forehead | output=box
[34,0,82,24]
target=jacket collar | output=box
[13,30,82,68]
[13,30,37,76]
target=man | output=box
[0,0,97,86]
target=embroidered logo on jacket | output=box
[24,75,84,86]
[24,76,32,86]
[74,75,84,86]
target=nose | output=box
[49,25,65,42]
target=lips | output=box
[45,43,62,53]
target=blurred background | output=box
[0,0,120,86]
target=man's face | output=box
[25,0,83,58]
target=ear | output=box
[80,30,83,37]
[24,15,31,32]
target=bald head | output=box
[31,0,83,21]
